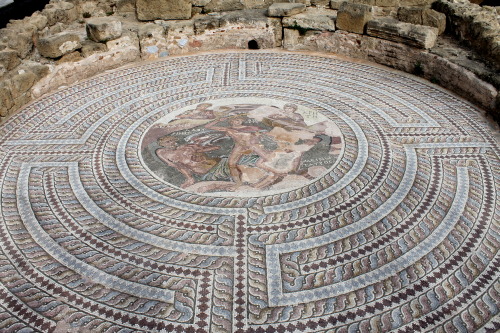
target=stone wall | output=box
[0,0,498,122]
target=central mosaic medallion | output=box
[141,98,344,195]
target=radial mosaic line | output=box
[0,52,499,332]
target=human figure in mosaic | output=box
[155,136,220,188]
[265,103,307,129]
[206,115,263,185]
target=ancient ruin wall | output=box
[0,0,499,123]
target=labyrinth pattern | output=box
[0,52,499,332]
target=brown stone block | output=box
[86,18,123,43]
[398,7,423,25]
[202,0,244,14]
[0,49,20,71]
[136,0,192,20]
[336,2,373,35]
[422,9,446,35]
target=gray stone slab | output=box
[267,3,306,17]
[366,17,438,49]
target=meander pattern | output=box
[0,52,498,332]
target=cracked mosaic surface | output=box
[0,52,499,332]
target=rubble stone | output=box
[10,71,37,98]
[32,34,141,99]
[57,51,84,64]
[0,29,33,59]
[194,15,221,34]
[25,13,48,31]
[81,40,109,58]
[139,23,168,60]
[330,0,343,10]
[86,17,123,42]
[17,62,50,81]
[37,32,82,59]
[0,49,20,71]
[42,2,78,26]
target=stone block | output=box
[397,7,423,25]
[79,2,101,18]
[12,92,32,112]
[268,3,306,17]
[0,29,33,59]
[24,13,48,31]
[311,0,330,7]
[0,83,13,117]
[37,32,82,59]
[6,20,38,36]
[81,40,109,58]
[116,0,137,13]
[136,0,192,20]
[350,0,375,5]
[57,51,84,64]
[244,0,275,9]
[375,0,399,7]
[10,71,37,98]
[283,8,336,32]
[183,10,283,50]
[399,0,433,6]
[42,2,78,26]
[193,0,211,5]
[0,49,20,71]
[18,62,50,81]
[192,6,203,15]
[336,2,373,34]
[203,0,244,13]
[422,9,446,35]
[272,0,310,4]
[106,32,140,52]
[86,18,123,43]
[366,17,438,49]
[32,40,140,99]
[163,20,195,35]
[194,16,221,34]
[330,0,343,10]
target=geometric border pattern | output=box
[0,52,498,332]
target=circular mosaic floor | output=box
[0,51,499,332]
